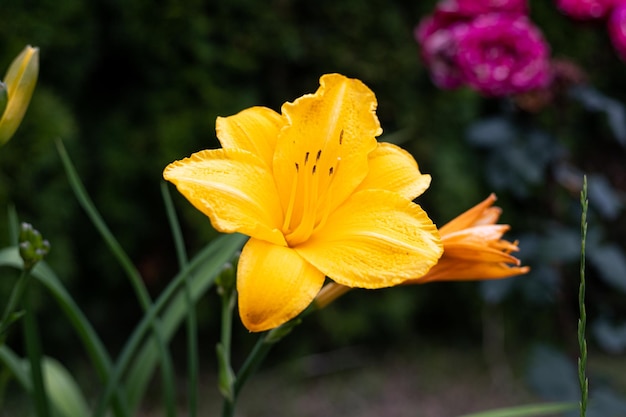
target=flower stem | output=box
[578,176,589,417]
[23,277,50,417]
[218,285,236,417]
[233,317,302,397]
[0,269,30,339]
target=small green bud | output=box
[216,253,239,296]
[18,222,50,270]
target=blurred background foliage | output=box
[0,0,625,410]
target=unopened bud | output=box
[0,45,39,146]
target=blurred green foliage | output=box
[0,0,625,383]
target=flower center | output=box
[282,130,343,246]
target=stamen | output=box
[329,167,334,176]
[316,149,322,162]
[287,158,319,245]
[282,164,300,232]
[304,152,309,165]
[339,129,344,145]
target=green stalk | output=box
[23,279,50,417]
[578,176,589,417]
[0,248,130,417]
[161,181,198,417]
[56,140,175,417]
[218,286,236,417]
[94,234,245,415]
[233,317,302,398]
[0,269,30,338]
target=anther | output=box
[316,149,322,162]
[339,129,344,144]
[295,162,299,172]
[304,152,309,165]
[312,165,317,175]
[329,167,334,176]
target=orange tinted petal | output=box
[439,193,498,235]
[412,256,530,283]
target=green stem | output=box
[56,140,176,417]
[0,248,130,417]
[161,181,198,417]
[0,269,30,338]
[233,317,302,397]
[233,333,272,397]
[93,234,243,416]
[219,288,236,417]
[23,279,50,417]
[578,175,589,417]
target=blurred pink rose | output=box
[454,14,552,96]
[438,0,528,17]
[415,14,466,89]
[555,0,618,20]
[608,3,626,60]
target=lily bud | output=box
[0,45,39,146]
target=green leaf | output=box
[0,348,90,417]
[42,357,90,417]
[456,402,576,417]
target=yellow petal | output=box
[439,193,498,235]
[215,106,284,168]
[237,238,325,332]
[163,149,286,246]
[295,189,442,289]
[272,74,381,226]
[356,142,431,200]
[0,45,39,145]
[412,257,530,283]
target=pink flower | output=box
[454,14,552,96]
[555,0,618,20]
[608,3,626,60]
[438,0,528,18]
[415,14,466,89]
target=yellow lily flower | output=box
[315,193,529,308]
[164,74,442,332]
[0,45,39,146]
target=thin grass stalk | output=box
[161,181,198,417]
[55,140,176,417]
[578,176,589,417]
